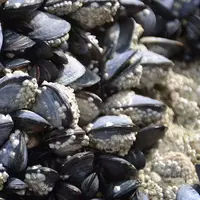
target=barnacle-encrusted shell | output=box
[70,0,120,29]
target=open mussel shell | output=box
[0,130,28,173]
[24,165,59,196]
[96,154,137,182]
[45,126,89,156]
[103,91,166,127]
[81,172,99,199]
[76,91,102,126]
[22,11,71,47]
[2,30,35,58]
[71,68,101,90]
[11,110,50,135]
[32,82,79,129]
[5,178,28,195]
[0,114,13,147]
[54,182,83,200]
[60,151,94,186]
[105,179,140,200]
[134,125,167,151]
[87,115,138,156]
[176,185,200,200]
[0,71,38,114]
[55,53,86,86]
[140,37,184,58]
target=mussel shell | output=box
[55,54,86,86]
[11,110,50,135]
[71,68,101,89]
[25,11,71,41]
[134,7,156,36]
[6,178,28,194]
[2,0,44,16]
[4,58,31,72]
[135,125,167,151]
[104,18,135,56]
[0,71,38,113]
[124,149,146,170]
[141,50,174,66]
[24,165,59,196]
[3,29,35,56]
[106,179,140,199]
[35,60,59,84]
[0,114,13,147]
[90,115,135,130]
[60,151,94,186]
[96,154,137,181]
[81,172,99,199]
[45,126,89,156]
[140,37,184,58]
[0,130,28,173]
[32,82,79,129]
[55,182,82,200]
[76,91,102,126]
[103,49,137,81]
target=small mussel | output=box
[87,115,139,156]
[24,165,59,196]
[103,91,166,127]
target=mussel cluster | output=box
[0,0,199,199]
